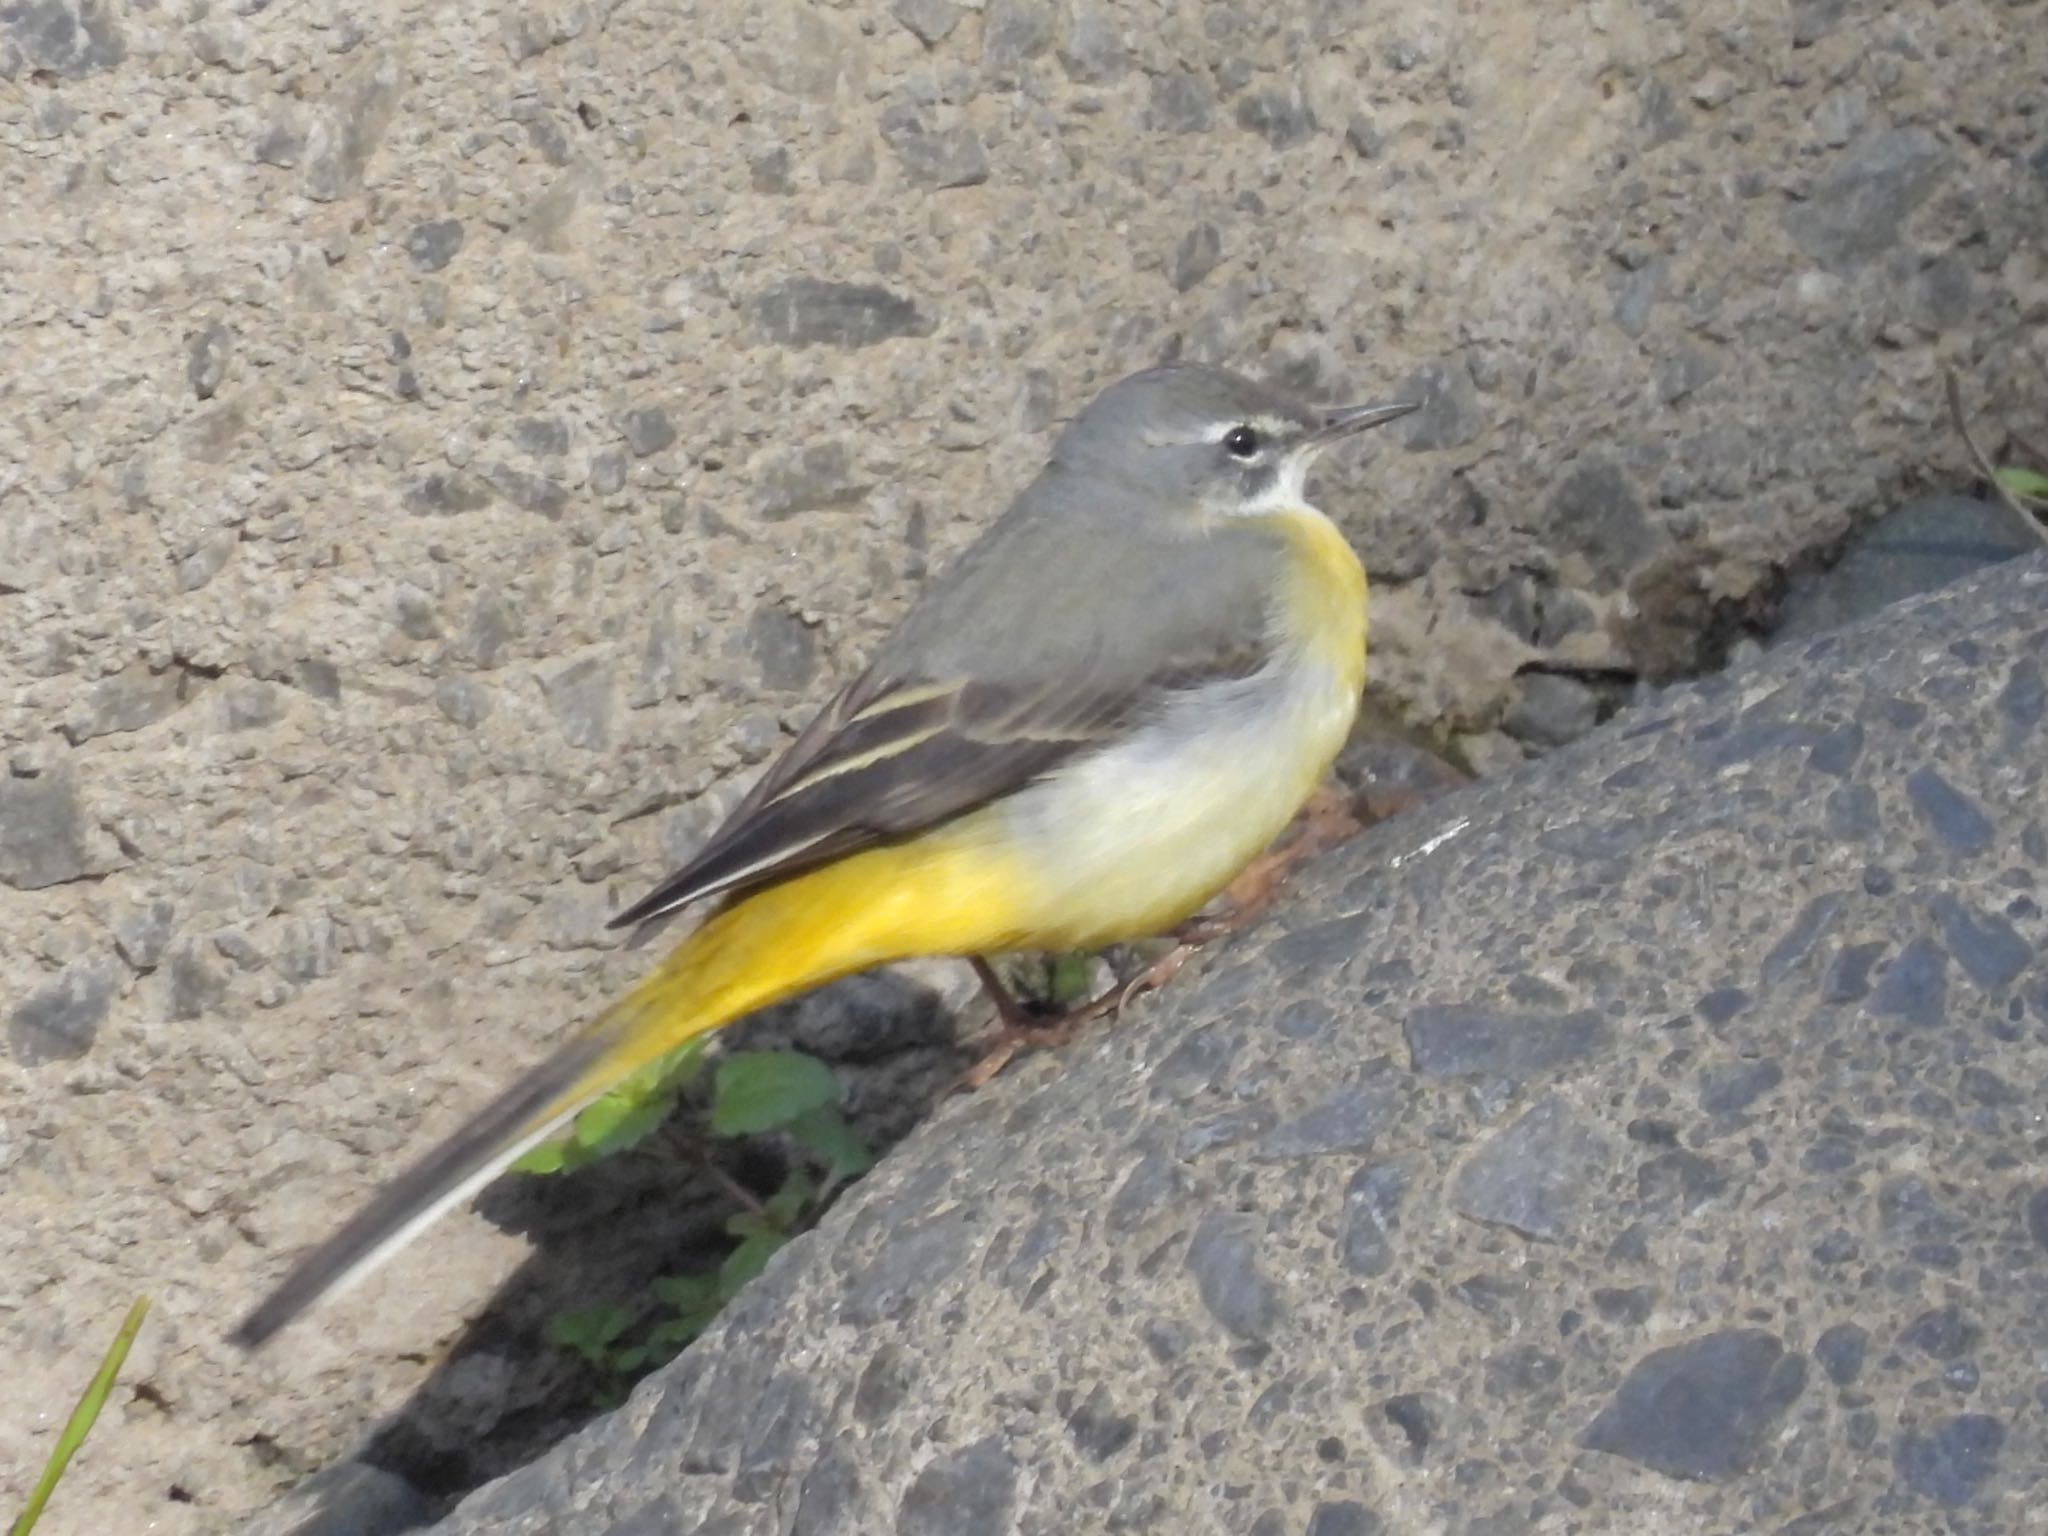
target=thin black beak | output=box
[1311,400,1420,446]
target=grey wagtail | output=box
[231,363,1416,1346]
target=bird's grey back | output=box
[873,457,1280,692]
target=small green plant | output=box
[11,1297,148,1536]
[1995,464,2048,502]
[533,1048,873,1399]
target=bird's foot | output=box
[1174,781,1367,948]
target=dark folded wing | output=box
[606,644,1264,935]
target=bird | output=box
[230,362,1415,1347]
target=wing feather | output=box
[606,643,1267,935]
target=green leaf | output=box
[1047,949,1096,1007]
[508,1138,573,1176]
[515,1039,711,1176]
[545,1303,631,1368]
[785,1106,875,1186]
[647,1317,708,1350]
[710,1051,840,1136]
[652,1272,720,1312]
[762,1169,818,1230]
[1997,465,2048,499]
[717,1229,786,1299]
[11,1297,148,1536]
[573,1090,676,1158]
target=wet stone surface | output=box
[422,560,2047,1533]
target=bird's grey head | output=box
[1050,363,1415,519]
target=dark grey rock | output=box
[1147,71,1214,134]
[1771,497,2037,647]
[1904,766,1996,857]
[747,604,819,692]
[1640,78,1687,144]
[1451,1094,1612,1242]
[982,0,1052,74]
[878,106,990,190]
[304,50,403,203]
[890,0,958,46]
[1057,5,1124,82]
[2026,1187,2048,1249]
[1790,0,1853,46]
[757,441,869,519]
[1865,936,1950,1027]
[0,772,113,890]
[1305,1503,1382,1536]
[540,657,613,750]
[1502,673,1600,747]
[166,939,227,1021]
[1338,1162,1406,1277]
[254,119,305,168]
[1547,459,1664,584]
[1404,1004,1611,1083]
[61,661,188,744]
[486,465,567,518]
[459,593,519,669]
[1928,892,2031,990]
[896,1436,1014,1536]
[1696,1058,1782,1115]
[754,278,936,349]
[619,406,676,458]
[1997,655,2043,739]
[1580,1330,1808,1481]
[1608,259,1666,339]
[1813,1322,1867,1386]
[1901,1306,1979,1360]
[279,918,340,984]
[114,900,175,972]
[393,587,440,642]
[1393,359,1485,452]
[1235,86,1315,149]
[1,0,122,76]
[10,957,118,1064]
[510,417,569,457]
[405,218,464,271]
[1344,114,1384,158]
[177,536,233,592]
[1185,1211,1276,1339]
[589,451,628,497]
[748,146,794,194]
[434,678,491,728]
[223,681,286,731]
[1592,1285,1656,1326]
[1168,223,1222,293]
[1892,1414,2004,1507]
[1782,128,1951,271]
[187,318,232,400]
[1062,1383,1137,1461]
[1820,939,1884,1002]
[1253,1084,1389,1159]
[1636,1148,1730,1214]
[402,471,495,515]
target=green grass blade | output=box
[11,1296,149,1536]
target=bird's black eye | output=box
[1223,425,1260,458]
